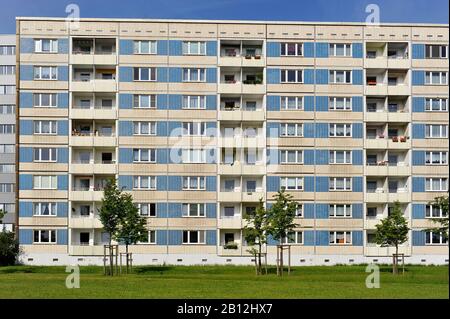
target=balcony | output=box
[70,216,103,229]
[69,245,104,256]
[365,138,388,149]
[70,79,117,92]
[387,191,410,203]
[365,191,388,203]
[217,217,243,229]
[70,162,117,174]
[218,163,266,175]
[70,133,117,147]
[218,192,242,202]
[71,106,117,120]
[365,111,388,122]
[218,246,245,256]
[242,191,265,202]
[71,38,117,65]
[70,190,104,202]
[366,164,410,176]
[387,137,411,149]
[219,136,265,148]
[364,245,411,257]
[219,109,265,121]
[387,84,410,96]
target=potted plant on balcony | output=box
[399,136,407,142]
[391,136,399,142]
[224,242,238,250]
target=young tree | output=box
[375,201,409,274]
[426,196,449,240]
[99,178,124,275]
[266,189,299,275]
[243,199,269,275]
[0,232,21,266]
[116,192,148,272]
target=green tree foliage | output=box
[426,196,449,240]
[0,232,21,266]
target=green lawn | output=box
[0,265,448,299]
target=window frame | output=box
[182,203,206,217]
[329,70,352,84]
[34,39,58,53]
[280,42,303,57]
[182,95,206,109]
[132,148,157,163]
[33,202,57,216]
[280,69,304,83]
[33,229,57,244]
[329,123,352,137]
[181,149,207,164]
[136,203,157,217]
[329,43,352,57]
[133,40,157,55]
[182,176,206,191]
[425,231,448,245]
[33,66,58,81]
[280,96,304,110]
[33,148,57,163]
[280,177,304,191]
[280,123,303,137]
[33,93,57,108]
[133,67,157,81]
[132,176,157,190]
[133,121,157,136]
[329,231,352,245]
[425,98,448,112]
[329,97,352,111]
[282,231,304,245]
[425,178,448,192]
[425,151,448,165]
[182,230,206,244]
[33,120,57,135]
[33,175,57,190]
[329,177,352,191]
[280,150,304,164]
[425,124,448,138]
[182,68,206,82]
[329,204,352,218]
[133,94,157,109]
[182,41,206,56]
[329,150,352,164]
[425,71,448,85]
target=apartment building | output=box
[16,18,449,265]
[0,35,16,233]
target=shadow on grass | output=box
[133,266,175,275]
[0,266,36,274]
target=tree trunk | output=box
[279,246,284,277]
[257,243,262,275]
[393,245,399,275]
[126,244,129,274]
[109,236,113,276]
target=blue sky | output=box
[0,0,448,33]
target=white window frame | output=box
[0,144,15,153]
[133,40,157,55]
[0,65,15,75]
[34,39,58,53]
[280,150,304,164]
[182,95,206,109]
[0,164,15,173]
[329,177,352,191]
[182,176,206,190]
[33,66,57,80]
[182,68,206,82]
[280,177,304,191]
[280,123,303,137]
[329,123,352,137]
[0,183,15,193]
[329,150,352,164]
[425,124,448,138]
[182,203,206,217]
[282,231,304,244]
[0,124,15,134]
[329,204,352,218]
[182,122,206,136]
[425,98,448,112]
[136,203,157,217]
[425,71,448,85]
[33,120,57,135]
[133,176,157,190]
[0,105,15,115]
[280,43,303,57]
[133,121,157,136]
[33,148,57,162]
[182,41,206,56]
[426,205,447,218]
[33,202,57,216]
[33,175,57,190]
[329,231,352,245]
[425,178,448,192]
[329,97,352,111]
[133,94,157,108]
[33,93,57,107]
[132,148,156,163]
[425,231,448,245]
[134,67,157,81]
[329,43,352,57]
[425,45,448,59]
[182,230,206,244]
[329,70,352,84]
[33,229,57,244]
[181,149,206,164]
[425,151,448,165]
[280,69,303,83]
[280,96,303,110]
[295,204,304,217]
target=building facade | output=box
[0,35,16,233]
[16,18,449,265]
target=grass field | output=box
[0,265,448,299]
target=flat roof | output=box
[15,17,449,27]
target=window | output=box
[182,122,206,136]
[0,124,15,134]
[425,71,448,85]
[133,40,157,54]
[140,230,157,244]
[33,230,56,243]
[181,149,206,163]
[329,124,352,137]
[224,206,235,217]
[280,123,303,137]
[295,204,303,217]
[280,96,303,110]
[0,145,14,153]
[280,177,303,191]
[425,178,448,192]
[329,204,352,218]
[0,183,14,193]
[182,177,206,190]
[182,230,205,244]
[0,164,14,173]
[425,231,448,245]
[425,124,448,138]
[329,177,352,191]
[0,203,15,213]
[280,150,303,164]
[0,45,15,55]
[182,41,206,55]
[0,65,15,75]
[34,39,58,53]
[329,97,352,110]
[329,150,352,164]
[133,122,156,135]
[33,66,57,80]
[426,205,447,218]
[329,70,351,84]
[282,231,303,244]
[33,93,57,107]
[425,45,448,59]
[136,203,156,217]
[33,121,57,135]
[133,149,156,163]
[425,151,448,165]
[329,231,352,245]
[0,85,15,95]
[33,202,57,216]
[33,148,57,162]
[182,203,205,217]
[79,205,90,216]
[280,43,303,56]
[280,69,303,83]
[133,95,156,108]
[425,98,448,111]
[133,176,157,190]
[33,175,57,189]
[133,67,156,81]
[182,68,205,82]
[0,105,15,114]
[182,95,206,109]
[329,43,351,57]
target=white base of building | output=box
[19,252,449,266]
